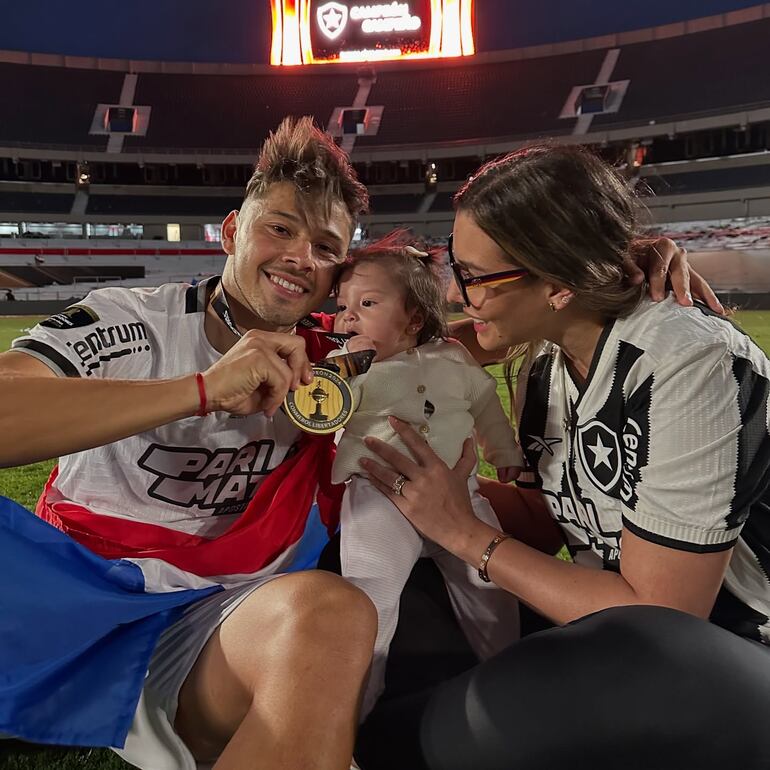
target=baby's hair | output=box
[335,230,448,345]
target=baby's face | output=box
[334,262,420,361]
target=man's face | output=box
[222,181,353,331]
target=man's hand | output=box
[625,237,725,314]
[203,330,314,416]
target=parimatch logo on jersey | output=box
[138,441,279,515]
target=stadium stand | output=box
[86,194,243,217]
[124,72,358,151]
[644,163,770,196]
[0,63,122,148]
[0,19,768,153]
[353,49,607,147]
[368,193,425,215]
[0,191,73,214]
[0,11,769,306]
[429,192,456,213]
[592,17,770,130]
[0,264,144,287]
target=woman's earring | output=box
[548,301,558,312]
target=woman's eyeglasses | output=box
[447,234,529,307]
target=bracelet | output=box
[194,372,208,417]
[478,532,510,583]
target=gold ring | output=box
[391,474,408,496]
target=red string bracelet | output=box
[195,372,209,416]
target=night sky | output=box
[0,0,762,63]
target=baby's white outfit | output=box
[332,338,523,719]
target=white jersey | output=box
[12,277,302,537]
[516,296,770,643]
[332,338,522,484]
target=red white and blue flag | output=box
[0,313,345,748]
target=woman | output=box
[360,145,770,770]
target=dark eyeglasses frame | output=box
[447,234,529,307]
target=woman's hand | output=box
[203,329,313,416]
[360,417,495,556]
[625,237,725,314]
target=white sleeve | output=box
[10,289,154,379]
[456,345,522,469]
[621,342,769,552]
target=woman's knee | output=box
[422,605,770,770]
[525,604,761,695]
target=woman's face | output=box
[449,210,549,349]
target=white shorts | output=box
[112,574,281,770]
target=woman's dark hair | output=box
[454,143,646,319]
[455,144,647,414]
[334,230,448,345]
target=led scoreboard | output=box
[270,0,475,65]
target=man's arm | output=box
[0,329,313,469]
[0,351,200,468]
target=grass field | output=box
[0,310,769,769]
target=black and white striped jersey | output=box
[516,296,770,643]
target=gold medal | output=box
[284,366,355,435]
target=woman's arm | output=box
[476,476,564,555]
[451,516,731,625]
[360,419,733,625]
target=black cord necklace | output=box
[209,278,242,339]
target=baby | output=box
[331,235,523,719]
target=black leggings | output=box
[352,557,770,770]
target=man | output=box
[0,117,375,770]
